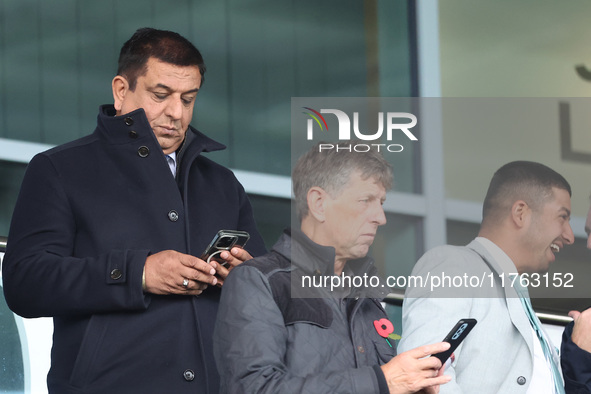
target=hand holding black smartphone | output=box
[432,318,477,364]
[200,230,250,266]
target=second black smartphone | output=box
[432,318,477,363]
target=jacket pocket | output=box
[69,315,110,388]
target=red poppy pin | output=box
[373,318,401,347]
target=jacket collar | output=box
[275,228,382,281]
[96,105,153,145]
[177,124,225,164]
[95,105,226,155]
[275,228,388,299]
[466,238,509,278]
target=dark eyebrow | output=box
[152,83,199,94]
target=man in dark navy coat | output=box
[2,28,266,394]
[561,201,591,394]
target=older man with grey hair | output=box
[213,142,451,394]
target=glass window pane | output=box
[1,0,415,177]
[0,253,25,392]
[248,195,292,250]
[0,161,27,236]
[373,213,423,292]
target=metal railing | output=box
[383,292,572,327]
[0,235,572,327]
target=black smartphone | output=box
[200,230,250,266]
[432,318,477,363]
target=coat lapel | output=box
[466,240,535,356]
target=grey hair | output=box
[292,142,393,220]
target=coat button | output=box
[124,117,134,126]
[357,346,365,353]
[128,130,138,139]
[183,369,195,381]
[516,376,526,385]
[168,210,179,222]
[137,146,149,157]
[110,269,122,280]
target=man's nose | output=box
[165,97,183,120]
[374,205,387,226]
[563,222,574,246]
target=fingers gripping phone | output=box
[432,318,477,363]
[200,230,250,267]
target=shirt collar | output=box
[474,236,519,275]
[166,152,177,176]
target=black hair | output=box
[117,27,206,90]
[482,160,571,225]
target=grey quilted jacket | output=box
[213,228,394,393]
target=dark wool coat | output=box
[2,105,266,394]
[562,322,591,394]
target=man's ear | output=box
[112,75,129,112]
[511,200,531,229]
[307,187,328,223]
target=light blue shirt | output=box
[166,152,177,176]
